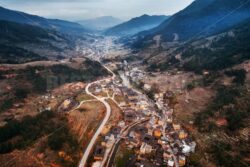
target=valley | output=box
[0,36,198,167]
[1,33,250,167]
[0,0,250,167]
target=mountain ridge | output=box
[133,0,250,47]
[0,20,76,64]
[105,14,169,36]
[0,6,88,34]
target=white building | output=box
[140,142,153,154]
[168,160,174,167]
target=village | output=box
[0,58,197,167]
[88,61,196,167]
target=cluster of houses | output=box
[119,63,196,167]
[91,73,156,166]
[127,67,146,83]
[123,109,196,166]
[122,63,146,85]
[91,62,196,167]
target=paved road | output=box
[105,118,149,167]
[78,78,112,167]
[102,64,116,80]
[78,63,117,167]
[69,99,97,113]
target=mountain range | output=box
[145,17,250,72]
[0,6,88,34]
[0,20,76,64]
[105,14,169,36]
[126,0,250,75]
[134,0,250,47]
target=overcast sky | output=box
[0,0,194,21]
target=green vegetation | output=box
[193,73,250,166]
[225,107,246,131]
[0,59,108,113]
[210,141,249,167]
[0,111,57,153]
[147,19,250,74]
[146,83,160,100]
[0,44,47,64]
[15,88,29,99]
[187,152,203,167]
[0,20,56,43]
[0,110,80,167]
[194,85,248,132]
[76,94,93,103]
[20,66,47,93]
[132,80,159,101]
[185,72,221,90]
[181,20,250,73]
[0,99,14,113]
[225,69,246,85]
[0,111,78,156]
[147,56,180,72]
[48,60,108,84]
[0,20,58,64]
[186,82,196,90]
[0,88,28,112]
[115,149,134,167]
[48,126,78,152]
[19,60,108,93]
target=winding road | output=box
[78,64,116,167]
[105,118,149,167]
[78,63,145,167]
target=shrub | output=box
[15,88,29,99]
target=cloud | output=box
[0,0,194,20]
